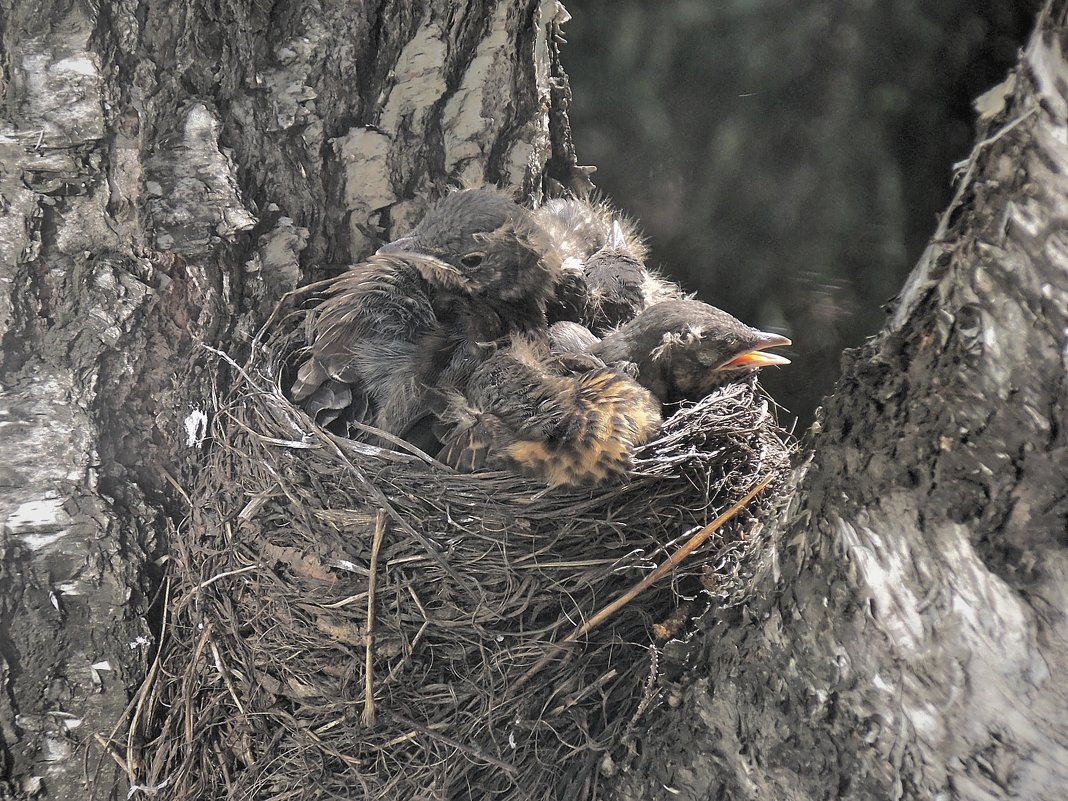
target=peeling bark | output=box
[0,5,151,797]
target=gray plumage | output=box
[292,189,562,438]
[535,197,680,333]
[591,299,792,404]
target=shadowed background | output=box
[563,0,1040,422]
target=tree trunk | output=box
[610,4,1068,799]
[2,1,1066,801]
[0,1,575,797]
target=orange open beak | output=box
[722,332,792,368]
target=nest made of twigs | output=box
[114,308,794,801]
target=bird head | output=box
[582,221,646,312]
[593,299,791,402]
[585,220,643,271]
[376,189,560,305]
[533,197,648,262]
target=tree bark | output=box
[0,1,572,797]
[610,3,1068,799]
[2,1,1067,800]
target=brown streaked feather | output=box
[450,348,662,488]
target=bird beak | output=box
[376,236,420,256]
[723,332,792,368]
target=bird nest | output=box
[113,306,794,801]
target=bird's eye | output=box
[461,253,484,268]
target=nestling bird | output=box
[291,189,561,438]
[437,337,662,488]
[534,196,648,266]
[378,189,560,330]
[591,299,792,404]
[289,255,465,436]
[536,197,679,333]
[548,320,601,361]
[581,220,651,332]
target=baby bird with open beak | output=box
[591,299,792,404]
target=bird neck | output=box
[473,292,548,338]
[638,354,679,404]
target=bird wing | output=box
[436,401,513,473]
[293,260,447,436]
[503,369,662,488]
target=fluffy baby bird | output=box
[291,189,560,438]
[591,299,792,404]
[378,189,560,335]
[437,337,662,488]
[536,197,678,333]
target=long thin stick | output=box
[363,511,387,727]
[513,472,775,690]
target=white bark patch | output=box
[335,127,397,255]
[891,242,940,333]
[184,409,209,447]
[339,128,400,212]
[54,184,122,257]
[515,0,567,187]
[379,21,449,133]
[0,374,91,478]
[247,215,308,293]
[54,713,82,731]
[1026,33,1068,131]
[260,69,319,133]
[258,18,328,133]
[20,777,43,796]
[839,502,1068,792]
[389,199,427,237]
[2,39,109,331]
[335,18,450,253]
[442,2,514,184]
[42,735,72,763]
[535,1,571,82]
[0,175,36,340]
[7,498,72,538]
[1042,233,1068,301]
[78,256,154,351]
[504,139,538,189]
[145,104,256,253]
[18,529,69,552]
[19,49,104,144]
[1008,196,1047,241]
[835,515,926,652]
[892,35,1068,338]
